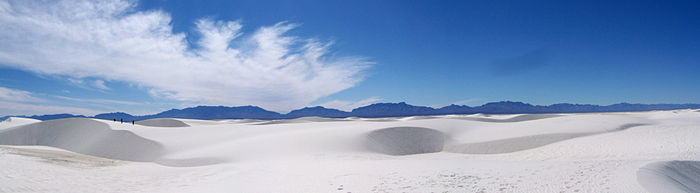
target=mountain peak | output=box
[286,106,348,118]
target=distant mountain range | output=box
[3,101,700,121]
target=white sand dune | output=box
[0,110,698,192]
[449,114,561,122]
[356,117,405,122]
[638,160,700,193]
[136,118,190,127]
[0,118,166,161]
[1,145,123,167]
[254,116,349,125]
[396,115,440,121]
[447,133,590,154]
[0,117,41,130]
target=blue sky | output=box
[0,0,699,116]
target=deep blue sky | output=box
[0,0,699,115]
[140,0,700,105]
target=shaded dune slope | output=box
[365,127,445,155]
[0,118,166,162]
[365,123,647,156]
[446,133,589,154]
[638,161,700,193]
[136,118,190,127]
[446,123,646,154]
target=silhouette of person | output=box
[132,120,134,125]
[120,118,123,124]
[113,118,116,122]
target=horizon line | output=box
[3,100,700,118]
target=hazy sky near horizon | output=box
[0,0,699,116]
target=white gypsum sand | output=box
[0,109,699,192]
[136,118,190,127]
[637,160,700,193]
[0,117,40,131]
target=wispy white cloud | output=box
[317,97,381,111]
[53,95,142,105]
[65,78,110,91]
[91,79,109,90]
[67,78,84,85]
[0,0,370,112]
[0,86,42,102]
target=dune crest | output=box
[0,117,41,130]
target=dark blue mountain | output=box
[30,113,86,120]
[2,102,700,121]
[152,105,282,120]
[472,101,544,114]
[93,112,138,121]
[599,103,700,112]
[285,106,350,118]
[351,102,437,117]
[547,103,601,113]
[436,104,474,114]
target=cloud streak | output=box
[0,0,370,112]
[0,86,101,116]
[0,101,102,116]
[0,86,42,102]
[53,95,142,106]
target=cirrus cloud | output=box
[0,86,41,102]
[0,0,370,112]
